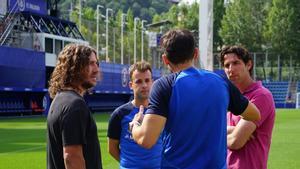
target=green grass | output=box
[268,109,300,169]
[0,109,300,169]
[0,113,118,169]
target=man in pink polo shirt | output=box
[220,45,275,169]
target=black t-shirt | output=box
[47,90,102,169]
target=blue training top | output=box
[107,102,163,169]
[146,67,248,169]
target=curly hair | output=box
[48,44,97,98]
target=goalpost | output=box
[297,92,300,109]
[199,0,213,70]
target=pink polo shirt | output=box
[227,81,275,169]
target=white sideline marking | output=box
[0,146,45,155]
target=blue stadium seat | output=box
[262,81,289,107]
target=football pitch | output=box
[0,109,299,169]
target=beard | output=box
[81,80,95,90]
[80,70,99,90]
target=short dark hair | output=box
[160,29,195,65]
[219,45,253,75]
[129,61,152,80]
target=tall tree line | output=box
[57,0,300,68]
[58,0,172,22]
[220,0,300,61]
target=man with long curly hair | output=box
[47,44,102,169]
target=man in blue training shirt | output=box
[129,29,261,169]
[107,61,162,169]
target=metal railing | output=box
[0,2,18,45]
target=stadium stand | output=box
[0,99,31,114]
[262,81,289,108]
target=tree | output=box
[132,2,142,16]
[125,9,135,64]
[62,0,248,66]
[213,0,225,51]
[264,0,300,62]
[185,3,199,31]
[166,5,179,27]
[219,0,269,51]
[58,0,173,22]
[288,0,300,64]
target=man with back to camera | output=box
[107,61,162,169]
[220,45,275,169]
[47,44,102,169]
[128,29,261,169]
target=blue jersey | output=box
[146,67,248,169]
[107,102,163,169]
